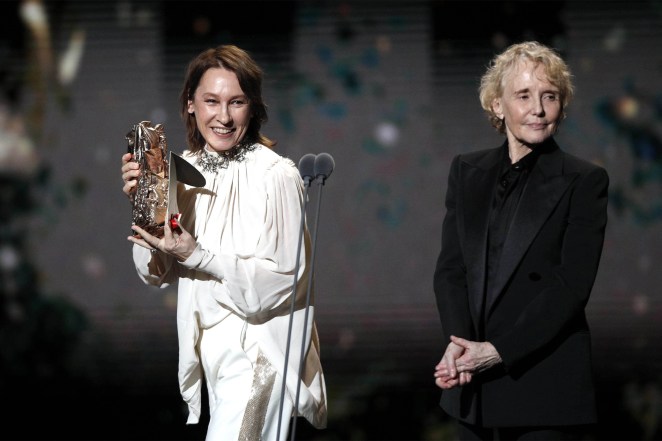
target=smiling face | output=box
[187,67,251,153]
[492,60,562,152]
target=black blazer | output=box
[434,139,608,427]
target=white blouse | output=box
[132,144,327,428]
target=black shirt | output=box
[483,147,539,327]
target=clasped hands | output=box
[434,335,502,390]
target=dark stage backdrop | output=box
[1,1,661,440]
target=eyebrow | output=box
[199,91,248,100]
[513,87,559,95]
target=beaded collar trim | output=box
[196,139,257,173]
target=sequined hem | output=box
[238,350,277,440]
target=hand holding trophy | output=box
[123,121,205,258]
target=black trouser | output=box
[457,421,586,440]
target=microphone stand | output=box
[276,154,315,441]
[289,154,333,441]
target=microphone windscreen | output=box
[298,153,316,181]
[314,152,335,179]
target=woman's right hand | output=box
[121,152,140,198]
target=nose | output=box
[217,104,232,125]
[532,97,545,116]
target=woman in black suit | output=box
[433,41,608,440]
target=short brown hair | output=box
[179,45,274,153]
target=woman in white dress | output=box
[120,45,327,440]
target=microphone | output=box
[298,153,316,187]
[313,152,335,184]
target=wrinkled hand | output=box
[434,340,472,389]
[434,335,502,390]
[121,152,140,198]
[129,218,197,262]
[449,335,502,374]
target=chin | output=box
[525,133,554,146]
[207,143,234,153]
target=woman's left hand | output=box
[129,218,197,262]
[448,335,502,374]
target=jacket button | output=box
[528,272,542,281]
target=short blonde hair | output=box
[479,41,574,134]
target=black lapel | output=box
[485,142,579,314]
[460,147,503,323]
